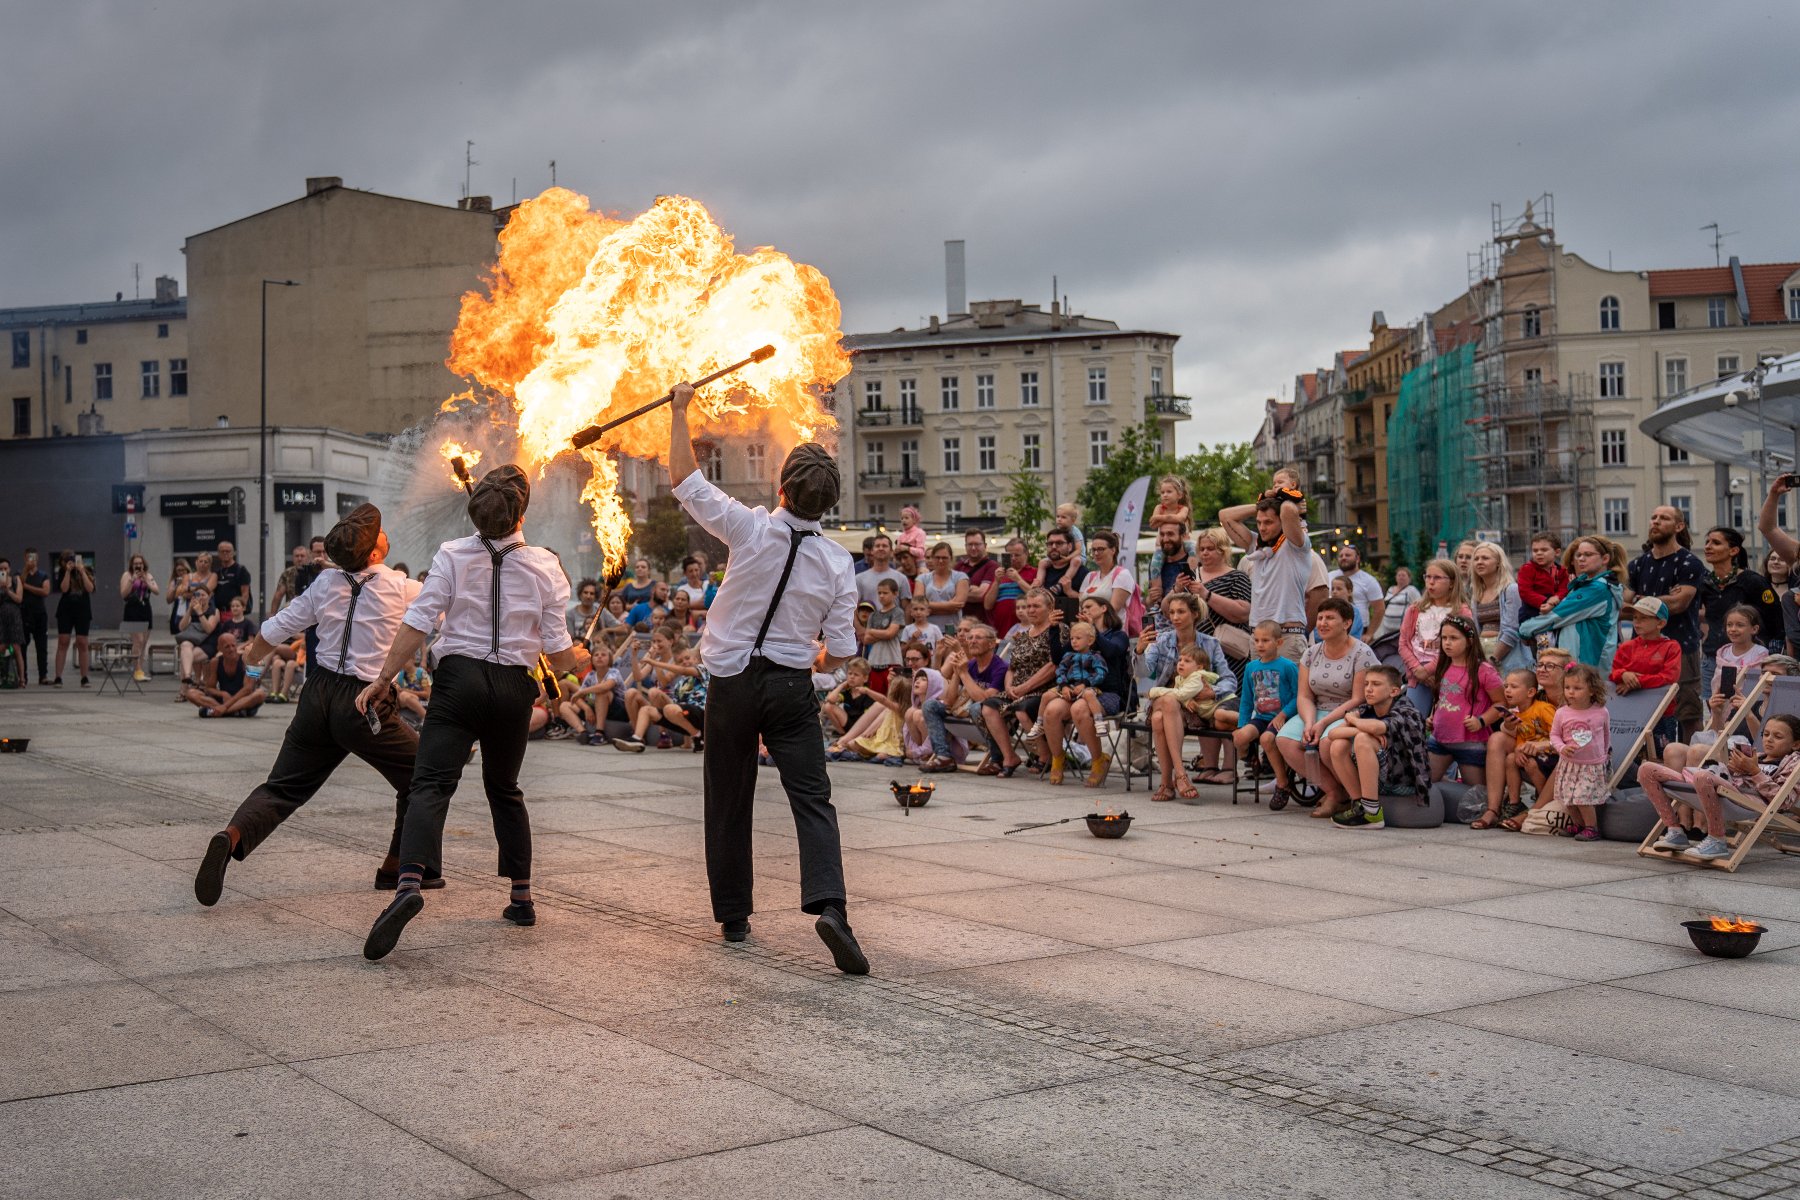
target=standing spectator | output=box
[567,578,602,643]
[188,551,218,600]
[619,558,656,606]
[1522,535,1626,675]
[918,541,970,634]
[860,577,906,689]
[1626,506,1706,734]
[1185,527,1253,666]
[984,537,1037,637]
[52,550,95,687]
[269,545,310,612]
[0,558,23,685]
[956,530,998,622]
[1145,520,1197,612]
[1372,566,1419,645]
[1223,490,1317,662]
[1326,545,1385,639]
[855,534,909,606]
[1453,541,1479,610]
[118,554,160,681]
[294,535,328,684]
[19,548,50,685]
[1697,527,1781,686]
[854,537,875,574]
[1077,530,1138,630]
[1038,529,1089,624]
[1469,542,1527,671]
[895,506,928,559]
[675,556,710,625]
[894,545,922,596]
[1150,474,1193,529]
[1398,559,1471,716]
[167,560,191,636]
[1516,532,1569,620]
[214,540,252,613]
[1761,479,1800,657]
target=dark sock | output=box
[397,865,424,895]
[510,878,532,905]
[821,899,846,919]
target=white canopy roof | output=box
[1640,351,1800,468]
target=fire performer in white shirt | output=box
[354,465,578,960]
[667,381,868,974]
[193,504,423,906]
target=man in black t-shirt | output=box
[1147,520,1196,607]
[1039,529,1090,623]
[1626,507,1706,736]
[215,540,253,613]
[19,548,50,684]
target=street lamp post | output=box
[260,278,300,621]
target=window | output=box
[898,378,917,414]
[157,323,169,339]
[1151,365,1164,394]
[11,396,28,437]
[940,375,960,411]
[10,331,26,368]
[1730,493,1748,530]
[169,358,188,396]
[1527,500,1546,532]
[745,442,767,478]
[1598,361,1625,399]
[1663,357,1687,397]
[1086,366,1107,404]
[1599,296,1620,331]
[94,362,112,401]
[975,373,994,409]
[978,497,998,518]
[868,503,886,523]
[1790,288,1800,322]
[1668,494,1693,527]
[1522,306,1541,338]
[900,439,920,476]
[1019,370,1040,407]
[1522,366,1543,396]
[76,329,88,345]
[864,443,885,474]
[1089,428,1110,467]
[1603,497,1631,536]
[1022,433,1042,470]
[942,437,961,474]
[1599,428,1627,466]
[863,379,882,410]
[701,443,724,483]
[1717,354,1740,379]
[1666,443,1690,464]
[943,499,962,525]
[977,434,996,473]
[1657,301,1676,331]
[1709,298,1729,328]
[140,360,159,398]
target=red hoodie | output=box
[1517,560,1570,616]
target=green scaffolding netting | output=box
[1385,343,1487,566]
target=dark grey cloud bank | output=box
[4,1,1798,443]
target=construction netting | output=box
[1385,343,1486,566]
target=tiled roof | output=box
[0,296,185,328]
[1647,262,1800,325]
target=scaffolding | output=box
[1465,195,1595,556]
[1386,341,1482,563]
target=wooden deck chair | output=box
[1605,682,1678,793]
[1689,670,1773,768]
[1639,756,1800,873]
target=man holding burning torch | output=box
[667,380,869,974]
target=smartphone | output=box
[1720,665,1740,696]
[1783,473,1800,489]
[365,703,382,735]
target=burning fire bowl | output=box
[892,782,935,809]
[1086,811,1132,839]
[1682,919,1766,959]
[0,737,27,754]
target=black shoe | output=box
[1269,786,1290,812]
[52,677,62,687]
[363,891,424,960]
[814,907,869,975]
[373,869,445,891]
[80,676,89,688]
[722,918,750,943]
[194,831,232,907]
[611,735,646,753]
[502,900,536,927]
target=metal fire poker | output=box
[568,345,777,450]
[450,455,562,703]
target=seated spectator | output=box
[1270,598,1378,814]
[1315,576,1366,641]
[220,594,258,645]
[920,624,1008,772]
[822,657,874,735]
[1640,713,1800,861]
[659,647,709,750]
[1474,668,1558,829]
[1139,592,1237,800]
[1233,621,1300,783]
[977,588,1065,778]
[1519,535,1626,674]
[560,645,621,744]
[179,632,266,718]
[1710,604,1772,718]
[613,645,705,752]
[1037,597,1132,784]
[1424,615,1505,789]
[1500,648,1572,829]
[828,672,911,765]
[620,628,678,734]
[1039,621,1110,786]
[618,558,656,607]
[1322,665,1429,829]
[670,588,696,631]
[984,537,1037,637]
[176,585,222,688]
[263,637,303,703]
[625,581,670,628]
[902,651,958,766]
[395,656,432,722]
[675,556,710,626]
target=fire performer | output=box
[192,504,423,906]
[666,381,868,974]
[355,465,577,960]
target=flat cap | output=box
[469,464,531,539]
[778,442,840,521]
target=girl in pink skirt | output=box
[1550,662,1611,841]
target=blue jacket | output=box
[1145,628,1238,698]
[1520,573,1622,674]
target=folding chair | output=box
[1638,758,1800,872]
[1594,683,1677,841]
[94,639,142,696]
[1686,670,1772,769]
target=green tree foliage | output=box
[1003,462,1053,557]
[1073,418,1270,533]
[639,494,691,575]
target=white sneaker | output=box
[1652,828,1692,852]
[1687,836,1731,861]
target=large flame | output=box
[1706,914,1760,933]
[440,187,849,574]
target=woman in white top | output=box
[1078,530,1136,622]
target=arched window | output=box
[1600,295,1620,332]
[1522,305,1541,339]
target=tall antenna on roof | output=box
[132,263,141,300]
[550,159,557,187]
[463,140,478,199]
[1702,222,1737,268]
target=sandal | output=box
[997,761,1021,778]
[976,760,1002,776]
[1174,773,1200,800]
[1470,809,1503,830]
[1500,813,1527,832]
[1151,782,1176,802]
[1200,769,1236,786]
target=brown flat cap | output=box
[469,464,530,539]
[325,503,382,571]
[778,443,840,521]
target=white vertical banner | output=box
[1111,475,1153,552]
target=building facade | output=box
[1344,314,1418,567]
[837,300,1185,528]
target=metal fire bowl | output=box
[892,784,934,809]
[0,737,28,754]
[1086,812,1132,839]
[1681,920,1766,958]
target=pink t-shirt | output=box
[1550,704,1611,765]
[1429,661,1503,745]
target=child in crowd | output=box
[1236,621,1300,800]
[860,580,905,692]
[1141,644,1220,723]
[1550,661,1612,840]
[1640,712,1800,862]
[561,646,623,745]
[1500,647,1572,828]
[1045,622,1109,784]
[613,638,695,752]
[903,597,942,656]
[1324,664,1429,830]
[822,657,874,735]
[1612,595,1683,750]
[1425,615,1505,788]
[1150,475,1192,530]
[659,647,709,752]
[1710,604,1772,721]
[622,629,677,728]
[1053,503,1086,562]
[1474,668,1557,829]
[395,656,432,722]
[1516,532,1569,619]
[828,672,911,765]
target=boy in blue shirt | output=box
[1234,620,1300,800]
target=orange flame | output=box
[438,187,849,574]
[1707,914,1760,933]
[438,441,481,486]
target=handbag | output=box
[1519,795,1577,837]
[175,623,208,645]
[1212,622,1254,663]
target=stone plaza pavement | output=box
[6,687,1800,1199]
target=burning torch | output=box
[568,345,776,449]
[450,455,563,703]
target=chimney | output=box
[154,275,178,304]
[306,176,342,196]
[929,315,939,333]
[458,195,493,213]
[945,240,966,317]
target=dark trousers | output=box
[228,666,417,860]
[702,658,845,922]
[396,655,536,879]
[24,610,47,681]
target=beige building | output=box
[837,299,1185,528]
[1,277,188,441]
[1344,315,1419,566]
[183,176,502,436]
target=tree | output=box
[1176,442,1269,530]
[1003,462,1053,557]
[1075,419,1173,531]
[1074,420,1271,536]
[640,494,690,575]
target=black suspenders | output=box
[334,571,374,674]
[752,526,818,657]
[478,537,527,660]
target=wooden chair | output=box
[1595,682,1677,842]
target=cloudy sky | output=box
[5,1,1797,446]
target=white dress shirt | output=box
[672,470,856,676]
[260,563,422,682]
[403,534,574,667]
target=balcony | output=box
[1349,485,1377,507]
[1342,388,1372,410]
[858,470,927,493]
[855,407,924,429]
[1347,431,1376,458]
[1475,384,1589,423]
[1478,463,1578,491]
[1146,393,1192,419]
